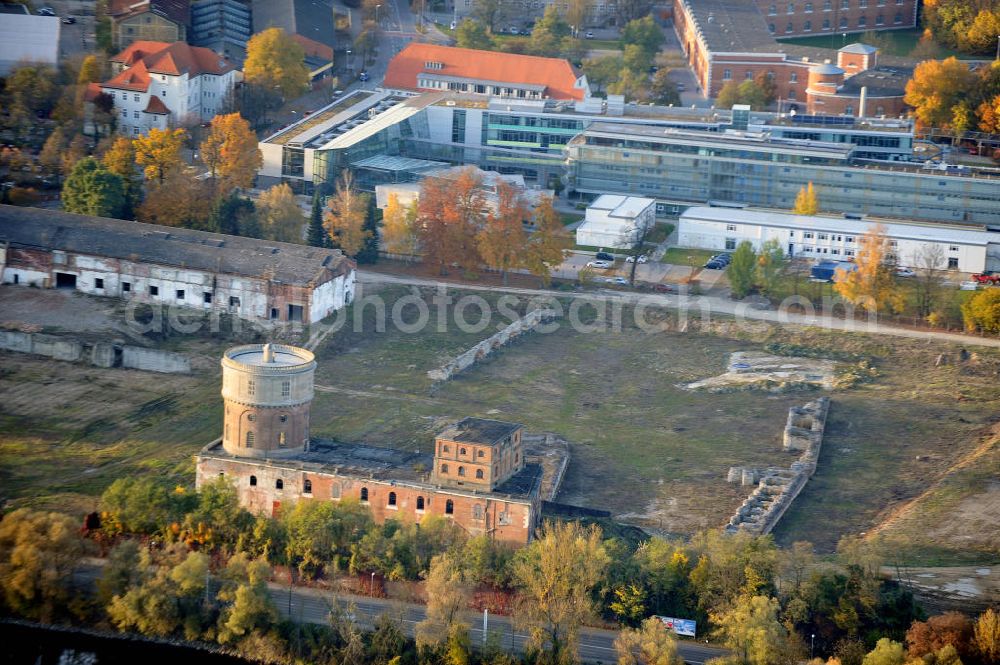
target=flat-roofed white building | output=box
[678,206,1000,273]
[0,11,59,75]
[576,195,656,250]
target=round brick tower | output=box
[221,343,316,458]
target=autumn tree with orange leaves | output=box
[834,224,903,314]
[200,113,262,193]
[477,180,529,284]
[323,171,372,257]
[133,127,187,183]
[524,197,571,286]
[416,168,486,275]
[904,58,977,129]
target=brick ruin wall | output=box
[0,330,190,373]
[725,396,830,535]
[427,309,558,382]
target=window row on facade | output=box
[765,0,904,12]
[768,13,904,31]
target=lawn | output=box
[660,247,716,266]
[777,29,972,59]
[3,286,999,562]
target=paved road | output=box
[269,583,725,665]
[357,270,1000,348]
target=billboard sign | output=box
[655,615,697,638]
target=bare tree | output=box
[912,244,946,319]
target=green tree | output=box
[455,19,495,50]
[710,595,788,665]
[862,638,906,665]
[620,15,663,56]
[583,55,625,94]
[102,135,140,217]
[650,69,681,106]
[622,44,654,76]
[107,559,181,636]
[243,28,310,100]
[471,0,510,31]
[614,616,684,665]
[355,194,380,264]
[307,192,329,247]
[62,156,128,219]
[688,530,777,614]
[416,552,472,648]
[0,509,92,622]
[210,191,256,236]
[726,241,757,299]
[100,477,181,535]
[632,538,694,618]
[511,521,610,665]
[755,238,787,297]
[216,558,278,644]
[715,80,742,109]
[284,499,373,577]
[528,6,572,56]
[610,584,647,626]
[98,540,144,605]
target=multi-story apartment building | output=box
[190,0,252,65]
[98,40,239,135]
[109,0,190,50]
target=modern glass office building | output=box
[567,123,1000,226]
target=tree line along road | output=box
[269,582,727,665]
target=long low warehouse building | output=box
[678,206,1000,273]
[0,206,356,325]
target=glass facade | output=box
[568,130,1000,225]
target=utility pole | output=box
[483,609,488,646]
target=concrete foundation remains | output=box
[121,346,190,373]
[685,351,837,392]
[0,330,189,374]
[725,397,830,535]
[427,309,557,382]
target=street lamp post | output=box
[370,571,376,596]
[375,4,382,28]
[811,634,815,659]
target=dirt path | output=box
[357,271,1000,349]
[885,565,1000,614]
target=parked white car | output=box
[625,254,649,263]
[586,260,613,269]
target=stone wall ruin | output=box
[725,397,830,535]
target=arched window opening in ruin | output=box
[458,466,465,476]
[476,469,484,479]
[246,431,254,448]
[460,447,467,455]
[280,415,287,423]
[477,450,485,458]
[416,496,425,510]
[473,504,483,519]
[279,432,286,446]
[442,444,449,453]
[445,499,454,514]
[361,487,369,501]
[440,463,449,473]
[388,492,397,506]
[276,479,284,490]
[250,475,257,486]
[304,479,312,493]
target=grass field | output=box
[660,248,716,266]
[2,286,998,561]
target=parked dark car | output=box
[595,251,615,262]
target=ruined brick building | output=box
[196,344,543,546]
[0,206,355,326]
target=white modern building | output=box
[576,195,656,249]
[678,206,1000,273]
[0,9,59,75]
[97,40,239,135]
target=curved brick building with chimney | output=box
[197,344,543,545]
